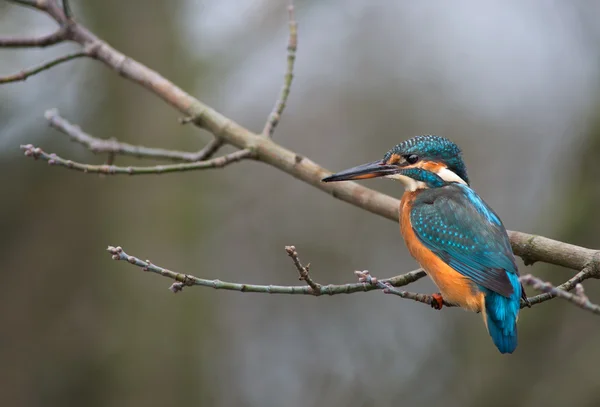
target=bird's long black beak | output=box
[322,160,399,182]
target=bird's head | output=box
[322,135,469,190]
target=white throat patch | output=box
[385,173,427,192]
[436,167,467,185]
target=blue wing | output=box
[410,183,518,297]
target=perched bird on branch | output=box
[323,135,528,354]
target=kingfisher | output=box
[322,135,528,354]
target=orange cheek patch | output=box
[418,161,446,172]
[385,153,403,165]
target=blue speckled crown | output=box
[384,135,469,184]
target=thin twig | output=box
[355,270,449,307]
[525,266,597,306]
[106,243,599,315]
[177,120,225,160]
[262,0,297,138]
[0,51,87,84]
[0,28,67,48]
[105,148,116,166]
[575,283,589,302]
[107,246,427,295]
[20,144,251,175]
[521,274,600,315]
[285,245,321,294]
[45,109,225,162]
[194,138,225,161]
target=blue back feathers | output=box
[411,184,517,296]
[459,185,502,226]
[384,135,470,185]
[410,183,521,353]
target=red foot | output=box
[431,293,444,310]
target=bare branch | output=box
[507,232,600,271]
[285,245,321,294]
[45,109,226,162]
[194,138,225,161]
[20,144,252,175]
[262,1,298,137]
[0,51,87,84]
[9,3,600,276]
[355,270,447,307]
[525,266,598,307]
[0,27,67,48]
[575,283,589,302]
[521,274,600,315]
[107,246,427,295]
[106,243,596,317]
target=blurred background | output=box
[2,1,600,406]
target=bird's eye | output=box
[405,154,419,164]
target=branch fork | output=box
[285,245,321,294]
[520,274,600,315]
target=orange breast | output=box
[399,192,484,312]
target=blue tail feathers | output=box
[486,308,517,353]
[483,273,521,354]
